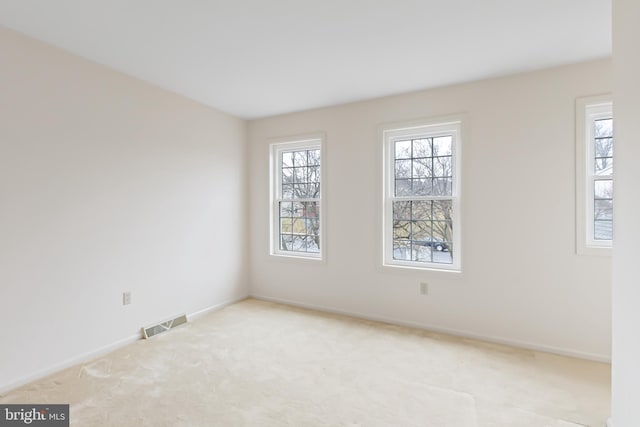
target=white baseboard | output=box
[0,332,141,396]
[0,294,248,395]
[187,294,247,321]
[250,293,612,364]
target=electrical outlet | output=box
[123,291,132,306]
[420,282,428,295]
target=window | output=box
[382,118,462,271]
[270,136,323,259]
[576,95,613,255]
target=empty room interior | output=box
[1,1,639,426]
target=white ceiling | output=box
[0,0,611,119]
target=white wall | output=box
[0,28,248,391]
[248,59,612,361]
[611,0,640,424]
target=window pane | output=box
[594,180,613,200]
[595,199,613,220]
[308,166,320,183]
[594,156,613,175]
[282,152,293,167]
[395,160,412,179]
[595,118,613,138]
[393,221,411,240]
[292,202,305,217]
[293,151,307,167]
[413,244,432,262]
[282,184,294,199]
[595,137,613,158]
[413,138,431,158]
[291,235,307,251]
[412,220,431,241]
[280,217,293,234]
[393,240,412,260]
[307,202,318,217]
[305,201,320,218]
[282,167,293,184]
[393,201,412,221]
[432,220,453,242]
[433,136,452,156]
[432,178,452,196]
[432,247,453,264]
[412,200,431,220]
[309,183,320,198]
[395,179,412,196]
[432,200,453,221]
[413,158,432,178]
[395,140,412,159]
[594,220,613,240]
[280,202,293,217]
[412,178,433,196]
[306,236,320,253]
[291,167,305,184]
[434,156,452,177]
[307,218,320,239]
[280,234,293,251]
[292,218,306,234]
[292,184,308,198]
[308,149,320,166]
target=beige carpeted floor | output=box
[1,298,610,427]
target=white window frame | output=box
[269,135,324,260]
[576,95,613,256]
[382,117,462,272]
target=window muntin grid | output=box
[576,96,612,254]
[394,137,453,198]
[594,118,613,176]
[392,200,453,264]
[392,136,453,264]
[384,123,460,270]
[277,147,321,255]
[592,117,613,241]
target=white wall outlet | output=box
[420,282,428,295]
[123,291,132,306]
